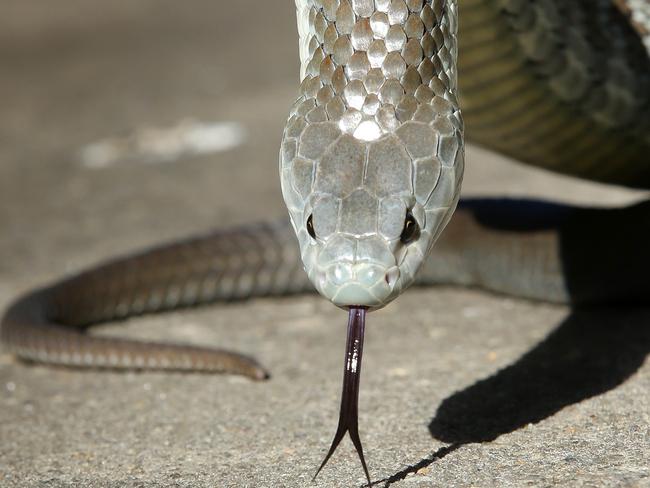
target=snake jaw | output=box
[313,306,371,486]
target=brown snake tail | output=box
[1,221,310,378]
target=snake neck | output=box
[293,0,461,138]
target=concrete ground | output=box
[1,2,649,487]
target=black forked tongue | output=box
[313,306,371,486]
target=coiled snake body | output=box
[2,0,650,483]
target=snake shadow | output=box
[429,307,650,444]
[373,308,650,487]
[378,308,650,486]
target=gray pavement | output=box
[1,2,649,487]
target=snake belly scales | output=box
[2,0,650,483]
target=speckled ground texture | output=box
[1,2,649,487]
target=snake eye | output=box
[400,210,420,244]
[306,214,316,239]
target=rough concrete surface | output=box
[1,2,649,487]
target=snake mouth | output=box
[332,283,381,308]
[318,264,401,309]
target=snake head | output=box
[280,120,463,310]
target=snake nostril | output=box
[385,267,400,289]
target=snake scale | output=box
[2,0,650,483]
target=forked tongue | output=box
[313,306,371,486]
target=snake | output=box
[2,0,650,484]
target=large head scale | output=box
[280,0,464,310]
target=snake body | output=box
[2,0,650,482]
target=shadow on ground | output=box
[377,308,650,487]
